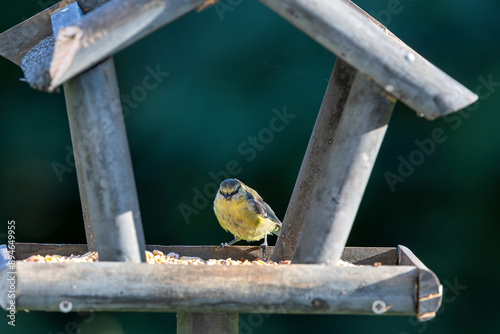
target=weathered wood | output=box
[12,243,398,265]
[398,245,442,321]
[14,243,90,259]
[48,0,209,90]
[341,247,396,266]
[177,313,238,334]
[63,56,146,260]
[53,2,98,252]
[3,243,441,320]
[58,3,146,260]
[6,261,417,314]
[272,59,357,262]
[292,74,396,265]
[0,0,110,66]
[259,0,477,119]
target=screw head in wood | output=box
[371,300,387,314]
[59,300,73,313]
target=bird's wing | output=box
[245,190,282,227]
[264,203,282,227]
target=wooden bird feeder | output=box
[0,0,477,333]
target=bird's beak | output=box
[225,194,230,200]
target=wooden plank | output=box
[4,261,417,314]
[12,243,398,265]
[0,0,110,66]
[57,3,146,260]
[63,57,146,260]
[292,73,396,265]
[177,313,238,334]
[53,2,97,252]
[398,245,442,321]
[259,0,477,119]
[14,243,89,259]
[341,247,396,266]
[47,0,209,91]
[272,59,357,262]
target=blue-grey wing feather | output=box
[246,192,282,227]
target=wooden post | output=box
[272,59,357,262]
[292,73,396,265]
[177,313,238,334]
[53,3,146,261]
[259,0,477,119]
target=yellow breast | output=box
[214,194,277,242]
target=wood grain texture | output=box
[8,261,418,314]
[63,56,146,261]
[48,0,208,90]
[292,73,396,265]
[54,3,96,252]
[3,244,442,320]
[398,245,442,321]
[0,0,110,66]
[272,59,357,262]
[259,0,477,119]
[57,3,146,258]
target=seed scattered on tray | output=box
[23,251,287,265]
[23,251,355,266]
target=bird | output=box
[213,178,282,252]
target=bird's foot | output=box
[220,242,228,250]
[260,234,269,254]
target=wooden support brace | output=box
[48,0,210,91]
[292,72,396,265]
[272,59,357,262]
[0,1,113,67]
[259,0,477,119]
[53,3,146,261]
[398,245,442,321]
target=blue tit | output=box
[213,178,281,252]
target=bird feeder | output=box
[0,0,477,333]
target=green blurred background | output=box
[1,0,498,333]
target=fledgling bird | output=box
[213,178,281,251]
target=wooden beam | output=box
[292,73,396,265]
[55,3,146,260]
[0,0,111,66]
[398,245,442,321]
[272,59,357,262]
[6,261,418,314]
[12,243,398,266]
[63,57,146,259]
[48,0,209,91]
[4,244,442,319]
[259,0,477,119]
